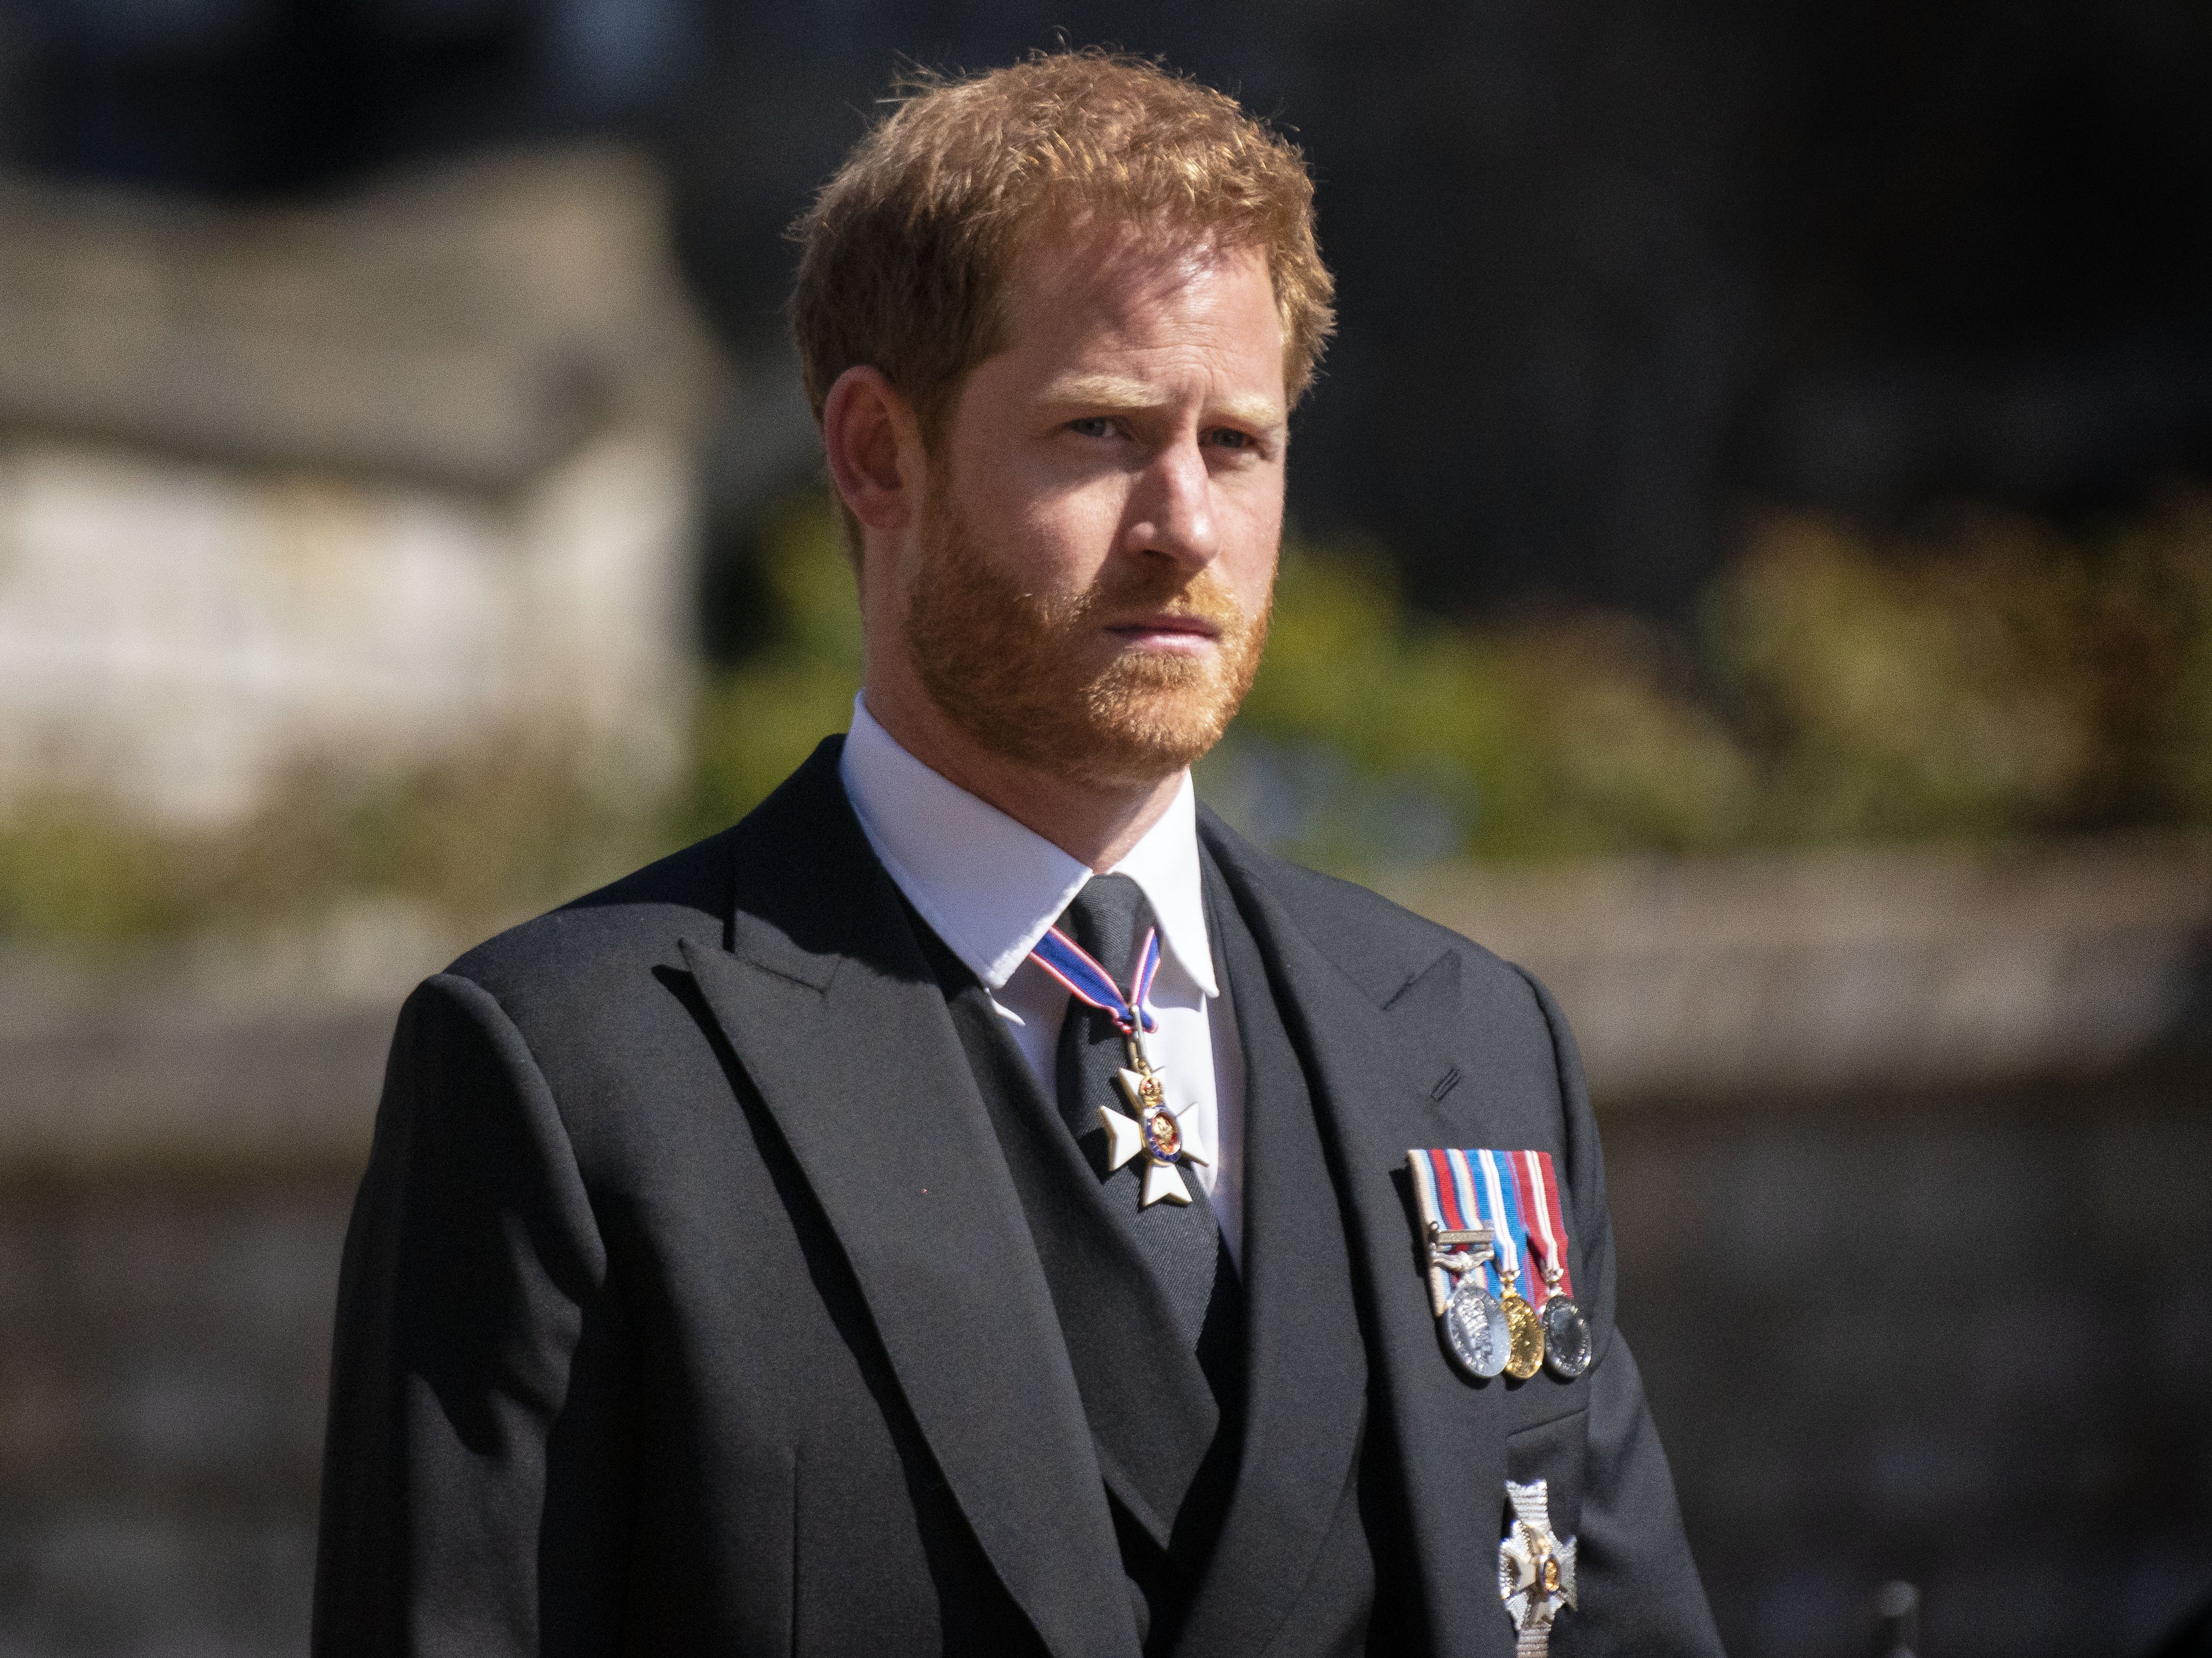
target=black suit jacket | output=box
[314,738,1720,1657]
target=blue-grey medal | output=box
[1445,1275,1512,1379]
[1540,1294,1592,1379]
[1510,1148,1591,1382]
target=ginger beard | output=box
[903,480,1271,789]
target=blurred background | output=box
[1,1,2209,1653]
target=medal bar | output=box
[1407,1146,1589,1386]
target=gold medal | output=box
[1502,1290,1545,1379]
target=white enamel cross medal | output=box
[1498,1478,1577,1657]
[1030,920,1211,1208]
[1099,1037,1211,1208]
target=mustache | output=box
[1067,563,1249,629]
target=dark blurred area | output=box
[1,3,2210,1656]
[7,0,2210,615]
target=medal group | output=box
[1407,1148,1591,1384]
[1036,922,1594,1655]
[1409,1148,1590,1655]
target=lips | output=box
[1105,612,1223,643]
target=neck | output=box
[862,681,1186,871]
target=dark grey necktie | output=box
[1053,874,1229,1352]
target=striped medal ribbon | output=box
[1471,1149,1547,1380]
[1030,923,1210,1207]
[1509,1150,1591,1380]
[1030,923,1162,1040]
[1407,1149,1508,1379]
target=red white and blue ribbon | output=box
[1471,1149,1529,1296]
[1412,1148,1520,1298]
[1030,923,1161,1036]
[1509,1149,1575,1306]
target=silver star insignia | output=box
[1497,1478,1576,1655]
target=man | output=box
[315,51,1721,1658]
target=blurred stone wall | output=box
[2,839,2208,1656]
[0,1176,346,1656]
[0,911,444,1654]
[1609,1063,2212,1658]
[0,148,719,821]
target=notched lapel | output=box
[678,744,1138,1658]
[1386,951,1470,1106]
[1383,947,1460,1027]
[1196,819,1515,1658]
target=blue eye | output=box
[1068,417,1113,438]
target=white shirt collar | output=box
[838,693,1218,998]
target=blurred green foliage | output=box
[683,485,2212,868]
[1217,544,1757,863]
[1706,495,2212,844]
[1226,488,2212,863]
[0,742,662,952]
[676,495,865,845]
[8,484,2212,945]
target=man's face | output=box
[898,220,1288,789]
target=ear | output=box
[823,366,923,533]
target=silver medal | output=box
[1445,1276,1511,1379]
[1540,1295,1592,1380]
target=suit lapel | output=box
[1197,815,1507,1657]
[915,923,1221,1559]
[678,743,1139,1658]
[1171,853,1369,1658]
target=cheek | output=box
[1003,479,1132,585]
[1216,492,1283,608]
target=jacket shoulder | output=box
[442,827,736,1005]
[1201,808,1541,1014]
[441,735,851,1013]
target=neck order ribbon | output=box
[1029,924,1162,1037]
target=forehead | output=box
[994,221,1286,389]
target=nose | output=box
[1121,435,1219,571]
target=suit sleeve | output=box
[313,972,634,1657]
[1520,968,1724,1657]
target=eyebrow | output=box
[1042,373,1285,429]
